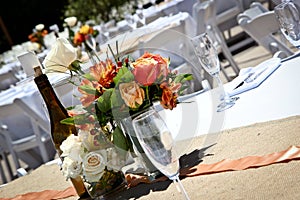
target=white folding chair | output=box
[0,91,55,174]
[237,2,294,56]
[214,0,244,34]
[202,0,257,54]
[0,135,15,184]
[192,0,241,84]
[0,70,19,91]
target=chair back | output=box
[192,0,240,83]
[0,71,19,91]
[237,2,294,56]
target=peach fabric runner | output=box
[0,187,76,200]
[1,145,300,200]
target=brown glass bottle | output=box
[33,66,90,199]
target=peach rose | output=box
[119,81,145,108]
[131,52,169,86]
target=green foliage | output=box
[97,89,113,112]
[63,0,139,24]
[112,126,129,151]
[113,66,134,85]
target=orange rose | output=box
[119,81,145,108]
[160,82,181,110]
[131,52,169,86]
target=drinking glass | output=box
[191,33,239,112]
[132,109,190,200]
[274,1,300,48]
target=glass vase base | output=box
[85,170,127,199]
[92,181,127,200]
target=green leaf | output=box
[174,74,193,83]
[112,126,129,151]
[97,89,113,112]
[110,88,124,108]
[78,84,97,95]
[83,73,97,81]
[113,67,134,85]
[60,117,75,125]
[61,114,91,126]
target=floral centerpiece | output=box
[73,24,99,47]
[72,23,100,60]
[28,24,48,51]
[42,38,193,198]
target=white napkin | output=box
[225,57,281,96]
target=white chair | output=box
[214,0,244,34]
[0,70,19,91]
[211,0,258,53]
[192,0,241,84]
[0,135,14,184]
[0,91,55,174]
[237,2,294,56]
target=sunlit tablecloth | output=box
[1,115,299,200]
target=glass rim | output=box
[132,107,156,122]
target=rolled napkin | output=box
[225,57,281,97]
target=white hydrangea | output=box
[61,157,82,179]
[60,134,83,163]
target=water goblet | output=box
[274,1,300,48]
[132,109,190,200]
[191,33,239,112]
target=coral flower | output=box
[131,52,169,86]
[78,59,120,107]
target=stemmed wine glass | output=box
[274,0,300,48]
[191,33,239,112]
[132,108,190,200]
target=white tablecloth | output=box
[160,54,300,141]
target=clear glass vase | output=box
[120,106,163,180]
[83,168,127,199]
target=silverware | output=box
[234,67,269,90]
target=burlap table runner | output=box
[1,115,299,200]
